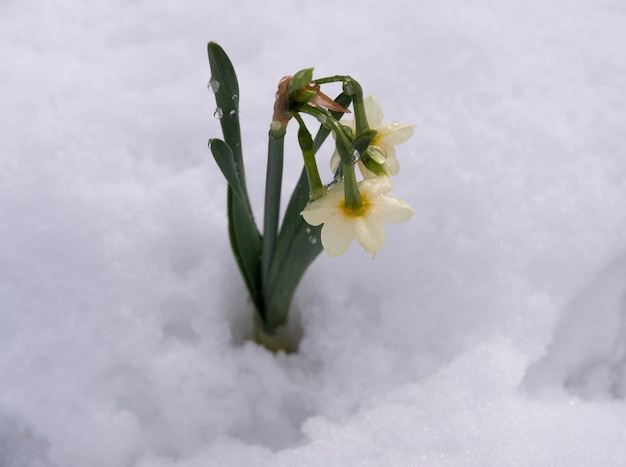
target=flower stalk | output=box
[293,113,325,201]
[262,127,285,316]
[342,162,363,211]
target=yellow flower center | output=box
[340,195,370,217]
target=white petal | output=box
[384,151,400,175]
[377,142,397,160]
[378,123,414,145]
[369,195,414,223]
[357,161,377,179]
[354,216,385,256]
[330,150,341,172]
[301,187,344,225]
[360,176,393,197]
[302,205,338,226]
[321,217,355,256]
[364,95,384,127]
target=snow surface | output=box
[1,0,626,465]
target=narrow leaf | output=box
[208,42,263,314]
[265,215,323,329]
[207,42,243,173]
[209,138,246,202]
[227,189,264,314]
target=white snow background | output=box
[1,0,626,465]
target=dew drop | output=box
[213,107,223,119]
[308,236,318,244]
[208,77,220,93]
[229,109,237,118]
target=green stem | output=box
[313,75,351,85]
[262,125,286,315]
[345,79,369,135]
[342,162,362,210]
[313,75,368,134]
[292,113,325,200]
[298,106,355,167]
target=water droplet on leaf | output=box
[214,107,223,119]
[208,77,220,93]
[229,109,237,118]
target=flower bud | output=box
[288,68,314,94]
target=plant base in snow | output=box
[253,317,295,353]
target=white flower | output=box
[301,176,413,257]
[331,95,415,176]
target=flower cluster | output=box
[299,92,415,258]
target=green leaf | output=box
[207,42,245,188]
[265,167,322,329]
[209,138,246,203]
[208,42,263,314]
[227,189,264,313]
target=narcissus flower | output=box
[301,176,413,257]
[331,95,415,176]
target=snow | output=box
[1,0,626,465]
